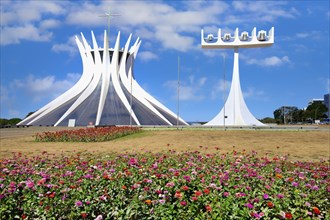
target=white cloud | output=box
[138,51,159,62]
[246,56,291,67]
[296,31,321,40]
[1,1,65,26]
[0,1,65,45]
[211,79,231,99]
[0,85,21,118]
[40,19,61,29]
[1,0,301,53]
[11,73,81,102]
[243,87,267,100]
[164,75,207,101]
[0,25,53,45]
[65,1,228,52]
[52,35,77,56]
[232,1,299,23]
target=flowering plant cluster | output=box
[34,126,141,142]
[0,149,329,219]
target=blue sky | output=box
[1,0,329,122]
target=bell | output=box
[223,33,231,41]
[207,34,214,41]
[258,30,266,41]
[240,32,248,41]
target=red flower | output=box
[195,191,203,197]
[48,192,55,198]
[267,201,274,208]
[312,207,321,215]
[205,205,212,212]
[103,174,110,180]
[182,185,189,191]
[203,189,210,194]
[81,213,88,218]
[174,191,183,199]
[21,214,27,219]
[285,213,293,219]
[122,185,127,190]
[191,196,198,201]
[276,173,283,179]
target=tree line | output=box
[1,103,328,127]
[261,101,328,124]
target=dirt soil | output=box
[0,126,329,161]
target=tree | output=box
[0,118,21,126]
[8,118,22,125]
[25,111,35,118]
[291,109,304,123]
[0,118,9,126]
[260,117,277,124]
[273,106,298,124]
[305,102,328,121]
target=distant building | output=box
[308,98,324,105]
[324,94,330,117]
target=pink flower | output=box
[180,201,187,206]
[75,200,83,207]
[25,180,34,189]
[128,158,138,166]
[94,215,103,220]
[165,182,175,187]
[251,211,265,219]
[263,194,269,199]
[246,203,254,209]
[183,175,191,182]
[312,185,319,190]
[99,195,107,201]
[159,199,166,204]
[152,163,158,169]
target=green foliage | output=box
[260,117,277,124]
[0,118,9,126]
[304,102,328,120]
[274,103,328,124]
[8,118,22,125]
[25,112,35,118]
[0,118,21,126]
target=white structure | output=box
[18,31,188,126]
[201,27,274,126]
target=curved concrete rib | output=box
[19,30,188,127]
[19,35,93,126]
[54,34,102,126]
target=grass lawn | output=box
[0,126,328,161]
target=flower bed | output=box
[0,150,329,219]
[34,126,141,142]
